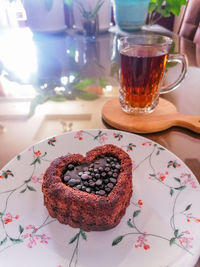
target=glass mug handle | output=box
[160,54,188,94]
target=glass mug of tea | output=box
[119,35,187,114]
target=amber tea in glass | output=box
[119,35,187,114]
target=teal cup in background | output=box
[112,0,150,31]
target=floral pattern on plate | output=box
[0,129,200,267]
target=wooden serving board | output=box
[102,97,200,134]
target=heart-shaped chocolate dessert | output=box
[62,154,121,196]
[42,144,132,231]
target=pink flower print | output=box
[74,131,83,141]
[184,212,193,222]
[26,224,33,230]
[180,173,197,189]
[142,142,152,146]
[48,137,56,146]
[40,234,50,244]
[113,132,123,141]
[185,213,200,223]
[148,171,168,182]
[179,234,193,249]
[98,133,108,144]
[122,143,136,152]
[93,130,108,144]
[34,150,41,157]
[4,219,13,224]
[31,173,43,184]
[135,233,150,250]
[5,212,12,219]
[182,209,200,223]
[157,171,169,182]
[3,212,19,225]
[0,170,14,179]
[167,160,181,168]
[22,225,50,248]
[27,236,37,248]
[25,224,37,232]
[143,244,150,250]
[137,200,143,207]
[180,173,190,179]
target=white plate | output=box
[0,129,200,267]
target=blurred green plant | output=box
[64,0,73,6]
[166,40,179,68]
[28,75,107,118]
[110,62,119,79]
[148,0,187,25]
[76,0,104,20]
[44,0,74,11]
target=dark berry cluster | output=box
[62,155,121,196]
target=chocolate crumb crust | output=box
[42,144,132,231]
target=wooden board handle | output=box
[173,114,200,134]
